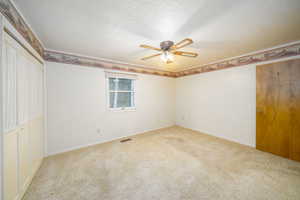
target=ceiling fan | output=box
[140,38,198,64]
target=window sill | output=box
[108,107,136,112]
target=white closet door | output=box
[3,40,17,132]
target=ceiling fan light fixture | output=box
[140,38,197,63]
[161,51,173,63]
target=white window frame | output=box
[106,77,136,111]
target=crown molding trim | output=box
[44,50,177,78]
[0,0,44,56]
[174,41,300,77]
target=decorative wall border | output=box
[44,50,176,78]
[174,42,300,77]
[44,42,300,78]
[0,0,43,56]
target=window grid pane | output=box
[118,78,133,91]
[117,92,132,108]
[109,78,117,90]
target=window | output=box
[108,77,135,110]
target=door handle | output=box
[256,107,264,113]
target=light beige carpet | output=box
[23,126,300,200]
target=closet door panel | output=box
[37,65,44,117]
[3,130,18,200]
[37,117,44,159]
[17,53,29,125]
[18,125,30,191]
[3,41,17,132]
[28,119,42,172]
[28,60,34,121]
[28,60,40,120]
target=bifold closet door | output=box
[2,33,18,200]
[256,59,300,162]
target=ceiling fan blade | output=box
[174,51,198,57]
[140,44,162,51]
[173,38,193,50]
[141,53,162,60]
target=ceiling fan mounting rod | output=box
[160,41,174,51]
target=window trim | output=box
[106,77,136,112]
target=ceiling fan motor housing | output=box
[160,41,174,51]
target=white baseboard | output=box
[176,124,255,148]
[46,124,175,157]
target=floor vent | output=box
[120,138,132,143]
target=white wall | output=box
[176,65,256,147]
[46,62,175,155]
[175,56,300,147]
[47,56,300,155]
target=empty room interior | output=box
[1,0,300,199]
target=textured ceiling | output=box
[13,0,300,72]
